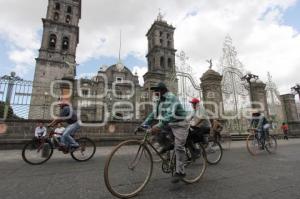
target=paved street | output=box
[1,139,300,199]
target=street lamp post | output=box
[241,73,259,103]
[0,72,23,120]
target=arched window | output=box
[168,58,172,68]
[160,56,165,68]
[67,6,72,14]
[62,37,69,50]
[54,12,59,21]
[65,15,71,24]
[160,39,163,46]
[49,34,57,49]
[55,3,60,10]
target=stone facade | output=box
[200,69,224,118]
[71,65,142,121]
[29,0,81,119]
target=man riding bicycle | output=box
[49,99,80,152]
[186,98,211,157]
[250,110,270,149]
[142,82,188,183]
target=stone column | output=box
[280,94,300,135]
[200,69,224,118]
[250,80,269,117]
[280,94,299,121]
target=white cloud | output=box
[0,0,299,94]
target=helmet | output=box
[189,98,200,104]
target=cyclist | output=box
[142,82,188,183]
[250,110,270,149]
[186,98,211,157]
[49,99,80,152]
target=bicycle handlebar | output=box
[134,125,150,135]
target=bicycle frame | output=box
[132,128,176,173]
[249,129,266,147]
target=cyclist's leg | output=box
[169,120,189,175]
[154,125,174,154]
[260,130,266,149]
[61,122,80,148]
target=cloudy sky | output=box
[0,0,299,95]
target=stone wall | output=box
[0,119,142,140]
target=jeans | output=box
[60,122,80,148]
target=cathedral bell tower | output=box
[143,13,178,94]
[142,13,178,116]
[29,0,81,119]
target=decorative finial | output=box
[206,59,213,69]
[116,30,124,71]
[157,8,164,21]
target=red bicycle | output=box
[22,127,96,165]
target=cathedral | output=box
[29,0,178,121]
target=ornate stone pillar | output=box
[200,69,224,118]
[250,80,269,117]
[280,94,300,135]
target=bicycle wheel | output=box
[246,134,260,156]
[147,136,162,163]
[205,141,223,165]
[71,138,96,162]
[104,140,153,198]
[22,140,53,165]
[183,143,207,184]
[265,135,277,154]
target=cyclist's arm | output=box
[143,112,155,126]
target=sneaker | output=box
[171,172,186,183]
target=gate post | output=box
[280,94,300,135]
[200,69,224,118]
[250,80,270,117]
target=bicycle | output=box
[246,128,277,156]
[189,129,223,165]
[22,127,96,165]
[104,126,207,199]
